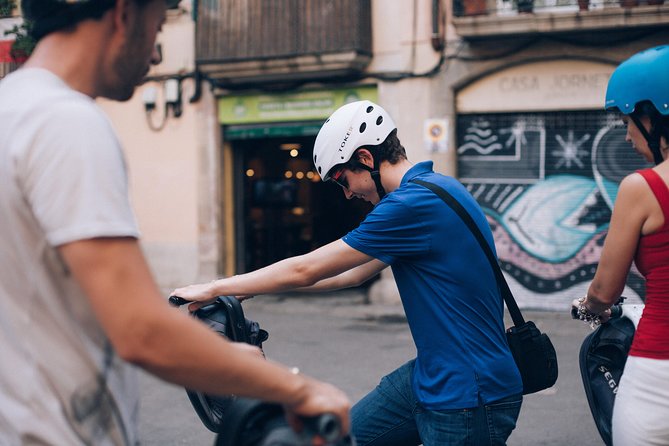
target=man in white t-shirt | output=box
[0,1,350,444]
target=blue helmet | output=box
[605,45,669,116]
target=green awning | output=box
[224,122,323,140]
[219,85,378,125]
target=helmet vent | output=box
[318,166,322,173]
[366,106,374,113]
[325,118,330,123]
[376,116,383,125]
[314,154,317,162]
[359,122,367,133]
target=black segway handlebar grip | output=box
[571,301,624,322]
[168,295,190,307]
[302,413,342,443]
[608,305,623,320]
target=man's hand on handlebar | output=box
[283,377,351,444]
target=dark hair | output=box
[632,101,669,146]
[22,0,153,41]
[344,129,406,172]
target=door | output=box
[232,136,371,273]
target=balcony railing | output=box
[453,0,669,38]
[196,0,372,87]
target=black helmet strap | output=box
[352,147,386,200]
[630,114,664,165]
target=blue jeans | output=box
[351,360,522,446]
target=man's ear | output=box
[110,0,132,35]
[355,148,375,168]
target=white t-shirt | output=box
[0,68,141,445]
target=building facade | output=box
[115,0,668,308]
[449,0,667,308]
[4,0,667,308]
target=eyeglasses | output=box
[331,167,349,190]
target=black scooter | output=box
[576,299,643,446]
[169,295,355,446]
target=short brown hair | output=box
[348,129,406,170]
[23,0,158,41]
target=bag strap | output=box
[412,179,526,327]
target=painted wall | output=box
[368,0,451,173]
[457,111,648,309]
[454,60,649,309]
[98,3,216,291]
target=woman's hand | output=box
[571,297,612,327]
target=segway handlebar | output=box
[168,295,190,307]
[608,305,623,320]
[571,297,644,329]
[301,413,343,443]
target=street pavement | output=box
[139,290,604,445]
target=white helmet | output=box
[313,100,396,181]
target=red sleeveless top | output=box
[630,168,669,359]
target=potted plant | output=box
[4,22,35,64]
[0,0,16,17]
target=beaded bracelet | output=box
[576,296,601,329]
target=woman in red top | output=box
[572,45,669,445]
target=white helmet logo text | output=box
[339,127,353,151]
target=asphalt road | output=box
[138,291,604,445]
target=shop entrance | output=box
[231,135,371,273]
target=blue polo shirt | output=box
[343,161,522,409]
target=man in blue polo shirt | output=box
[172,100,523,446]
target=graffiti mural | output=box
[457,111,650,309]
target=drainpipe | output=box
[431,0,445,52]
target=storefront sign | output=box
[218,85,378,124]
[424,118,448,153]
[457,60,615,113]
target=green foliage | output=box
[0,0,16,17]
[4,22,36,62]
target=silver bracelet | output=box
[576,296,601,329]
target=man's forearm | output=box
[292,259,387,293]
[59,238,309,405]
[132,306,311,405]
